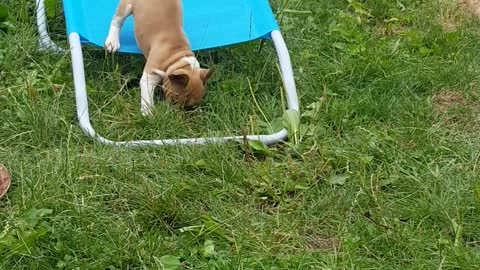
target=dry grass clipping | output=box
[459,0,480,17]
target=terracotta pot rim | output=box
[0,164,11,199]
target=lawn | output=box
[1,0,480,269]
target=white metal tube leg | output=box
[271,30,299,113]
[35,0,64,53]
[68,30,298,147]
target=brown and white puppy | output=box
[104,0,215,115]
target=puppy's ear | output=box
[151,68,166,78]
[200,66,216,84]
[168,69,190,88]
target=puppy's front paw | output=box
[104,35,120,53]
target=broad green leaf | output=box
[159,255,182,270]
[268,117,284,134]
[327,174,348,186]
[302,101,321,119]
[445,32,460,46]
[419,46,433,56]
[349,0,373,17]
[25,208,53,227]
[332,42,347,51]
[282,109,301,144]
[18,229,39,251]
[201,240,216,258]
[194,159,207,169]
[0,234,18,248]
[359,155,373,165]
[257,117,283,134]
[247,140,270,155]
[0,232,30,255]
[35,209,53,217]
[30,226,49,239]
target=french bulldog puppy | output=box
[105,0,216,115]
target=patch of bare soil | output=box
[305,234,342,251]
[441,10,461,32]
[433,91,466,112]
[459,0,480,17]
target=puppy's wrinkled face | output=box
[163,66,216,109]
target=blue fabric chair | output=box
[35,0,299,146]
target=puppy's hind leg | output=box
[105,0,133,52]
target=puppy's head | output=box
[162,65,216,109]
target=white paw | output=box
[104,35,120,53]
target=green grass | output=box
[1,0,480,269]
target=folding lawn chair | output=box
[35,0,299,147]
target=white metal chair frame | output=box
[35,0,300,147]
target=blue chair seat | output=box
[63,0,279,53]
